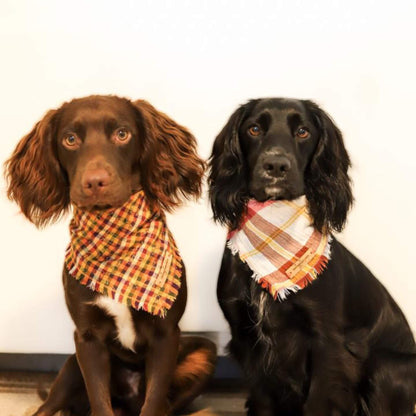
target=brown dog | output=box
[5,95,216,416]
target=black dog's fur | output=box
[209,98,416,415]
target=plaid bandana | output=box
[227,195,332,301]
[65,191,182,318]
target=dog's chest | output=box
[250,284,275,331]
[94,296,137,352]
[249,283,305,347]
[248,288,309,389]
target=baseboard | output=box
[0,352,69,373]
[0,353,241,380]
[0,331,242,380]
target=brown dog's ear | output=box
[132,100,205,211]
[4,109,69,227]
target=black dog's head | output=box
[208,98,353,233]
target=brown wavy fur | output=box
[133,100,205,212]
[4,96,205,227]
[4,109,69,227]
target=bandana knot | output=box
[227,195,331,301]
[65,190,182,317]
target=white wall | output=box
[0,0,415,353]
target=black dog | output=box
[208,98,416,415]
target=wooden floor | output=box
[0,371,246,416]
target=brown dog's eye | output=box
[113,128,131,143]
[63,134,81,149]
[296,127,310,139]
[248,125,262,137]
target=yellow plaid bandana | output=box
[227,196,331,301]
[65,191,182,318]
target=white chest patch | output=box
[94,296,136,352]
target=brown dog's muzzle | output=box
[81,166,112,197]
[70,154,129,209]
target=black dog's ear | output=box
[303,100,353,233]
[208,104,250,230]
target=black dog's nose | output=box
[263,155,291,177]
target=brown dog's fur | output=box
[5,95,216,416]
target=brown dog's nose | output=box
[81,169,111,195]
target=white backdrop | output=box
[0,0,415,353]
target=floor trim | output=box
[0,353,242,381]
[0,332,241,380]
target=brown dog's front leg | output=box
[141,326,180,416]
[74,330,114,416]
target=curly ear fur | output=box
[208,103,254,230]
[303,100,353,233]
[4,109,69,227]
[132,100,205,211]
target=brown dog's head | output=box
[5,95,205,227]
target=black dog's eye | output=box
[296,127,310,139]
[62,133,81,150]
[248,125,262,137]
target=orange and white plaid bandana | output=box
[65,190,182,318]
[227,196,331,301]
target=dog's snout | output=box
[263,155,291,177]
[82,169,111,194]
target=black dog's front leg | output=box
[75,329,114,416]
[245,386,276,416]
[303,339,359,416]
